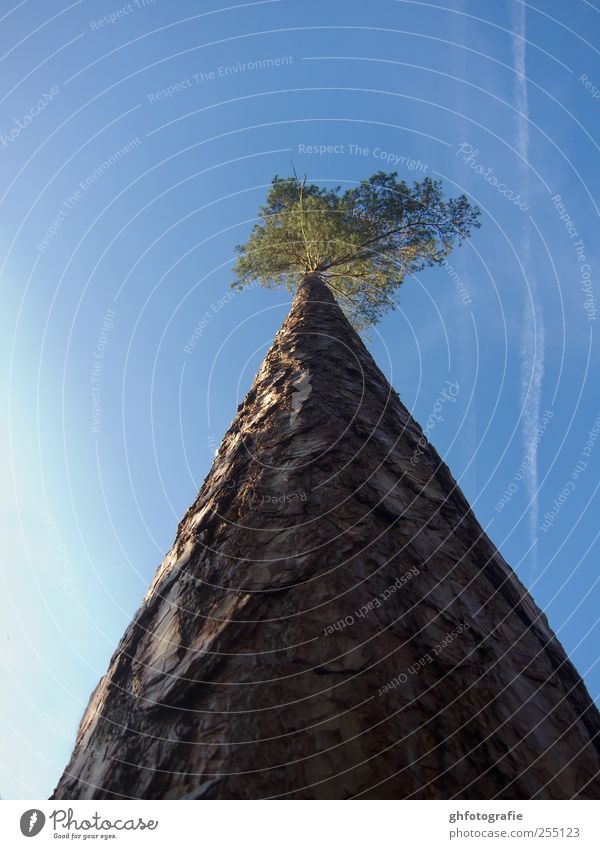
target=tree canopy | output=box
[232,171,480,329]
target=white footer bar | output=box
[1,800,598,847]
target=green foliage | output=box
[232,171,480,329]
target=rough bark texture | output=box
[52,275,600,800]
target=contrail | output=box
[512,1,545,572]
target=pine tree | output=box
[51,177,600,800]
[232,171,480,330]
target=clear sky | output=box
[1,0,599,799]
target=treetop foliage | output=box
[232,171,481,329]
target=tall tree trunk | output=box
[52,275,600,800]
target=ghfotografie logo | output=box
[19,809,46,837]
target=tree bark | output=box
[52,275,600,799]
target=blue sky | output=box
[1,0,599,799]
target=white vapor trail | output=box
[511,2,545,571]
